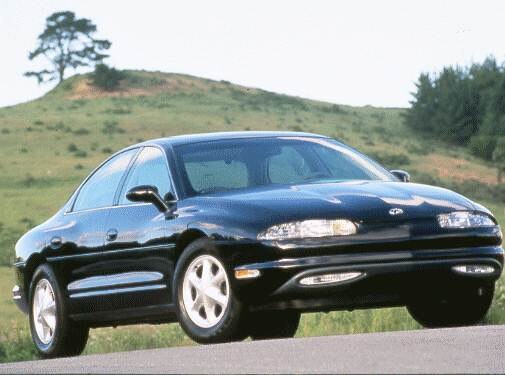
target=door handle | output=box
[105,229,118,242]
[50,236,62,249]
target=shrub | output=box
[74,150,87,158]
[91,64,125,91]
[320,104,344,114]
[289,124,304,132]
[67,143,78,152]
[73,128,90,136]
[22,174,36,187]
[102,121,125,135]
[469,136,497,161]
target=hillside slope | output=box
[0,70,503,362]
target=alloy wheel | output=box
[182,254,230,328]
[32,278,57,345]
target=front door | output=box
[101,146,178,308]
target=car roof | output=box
[127,131,330,149]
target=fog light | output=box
[299,272,362,286]
[452,264,495,274]
[235,269,261,279]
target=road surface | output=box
[1,325,504,373]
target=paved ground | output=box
[1,325,504,374]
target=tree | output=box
[492,138,505,184]
[24,11,111,84]
[404,73,436,134]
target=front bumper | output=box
[12,285,29,314]
[234,245,504,311]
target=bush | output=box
[469,136,497,161]
[91,64,125,91]
[73,128,90,136]
[67,143,78,152]
[102,121,125,135]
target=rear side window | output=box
[73,149,137,211]
[119,147,172,204]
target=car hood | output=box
[185,181,479,227]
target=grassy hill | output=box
[0,70,503,361]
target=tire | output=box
[29,264,89,358]
[407,283,495,328]
[248,310,300,340]
[173,238,245,344]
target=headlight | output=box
[257,219,357,240]
[437,211,495,228]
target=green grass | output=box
[0,70,503,362]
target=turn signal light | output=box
[235,269,261,279]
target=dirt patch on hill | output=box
[419,154,498,185]
[67,76,210,100]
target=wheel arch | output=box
[23,253,46,296]
[174,229,208,264]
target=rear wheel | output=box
[248,310,300,340]
[407,283,494,328]
[174,238,246,343]
[29,264,89,358]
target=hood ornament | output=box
[389,208,404,216]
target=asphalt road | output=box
[1,325,504,374]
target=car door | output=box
[52,149,138,294]
[100,146,178,306]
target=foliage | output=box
[492,137,505,183]
[24,11,111,83]
[91,64,125,91]
[469,136,497,161]
[405,57,505,180]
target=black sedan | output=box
[12,131,503,357]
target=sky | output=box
[2,0,505,108]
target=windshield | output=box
[174,136,395,197]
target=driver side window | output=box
[119,147,172,204]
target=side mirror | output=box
[126,185,169,212]
[391,170,410,183]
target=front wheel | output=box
[174,238,245,343]
[407,283,495,328]
[29,264,89,358]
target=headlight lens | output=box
[437,211,495,228]
[257,219,357,240]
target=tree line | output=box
[405,57,505,182]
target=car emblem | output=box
[389,208,404,216]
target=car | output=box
[12,131,503,357]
